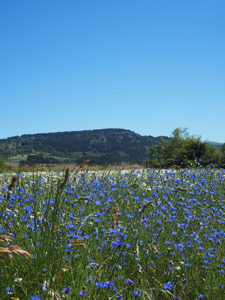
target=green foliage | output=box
[26,154,61,165]
[221,143,225,167]
[0,129,161,165]
[1,168,225,298]
[146,128,222,168]
[1,129,224,167]
[0,155,5,171]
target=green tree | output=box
[146,128,217,168]
[220,143,225,168]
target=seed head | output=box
[8,176,17,191]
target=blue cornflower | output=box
[93,217,101,222]
[185,263,192,267]
[86,277,93,282]
[198,295,205,298]
[95,281,106,288]
[88,258,95,262]
[127,214,134,219]
[174,243,184,252]
[61,285,71,295]
[125,279,134,285]
[78,290,87,295]
[133,289,142,296]
[6,287,14,293]
[169,266,174,272]
[163,281,174,290]
[30,297,41,300]
[135,257,141,261]
[24,205,33,214]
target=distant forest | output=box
[0,129,166,165]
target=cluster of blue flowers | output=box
[0,168,225,298]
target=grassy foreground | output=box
[0,167,225,299]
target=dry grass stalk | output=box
[0,245,32,259]
[8,175,17,191]
[8,245,32,258]
[0,247,11,256]
[112,203,119,229]
[151,244,158,253]
[74,159,90,174]
[52,222,56,232]
[7,175,18,200]
[28,245,34,254]
[139,200,154,214]
[56,272,62,284]
[72,238,86,248]
[59,167,70,190]
[0,234,13,243]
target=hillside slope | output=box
[0,129,166,165]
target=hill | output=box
[0,129,167,165]
[209,141,223,149]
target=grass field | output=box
[0,166,225,299]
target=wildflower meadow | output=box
[0,165,225,299]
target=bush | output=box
[146,128,220,168]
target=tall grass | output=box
[0,166,225,299]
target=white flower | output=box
[14,277,23,282]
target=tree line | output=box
[0,128,224,170]
[0,129,160,167]
[145,128,225,168]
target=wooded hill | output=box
[0,129,166,165]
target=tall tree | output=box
[146,128,217,168]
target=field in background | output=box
[0,167,225,299]
[3,161,145,174]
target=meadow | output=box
[0,166,225,299]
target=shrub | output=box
[146,128,220,168]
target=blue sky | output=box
[0,0,224,142]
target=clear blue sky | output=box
[0,0,225,142]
